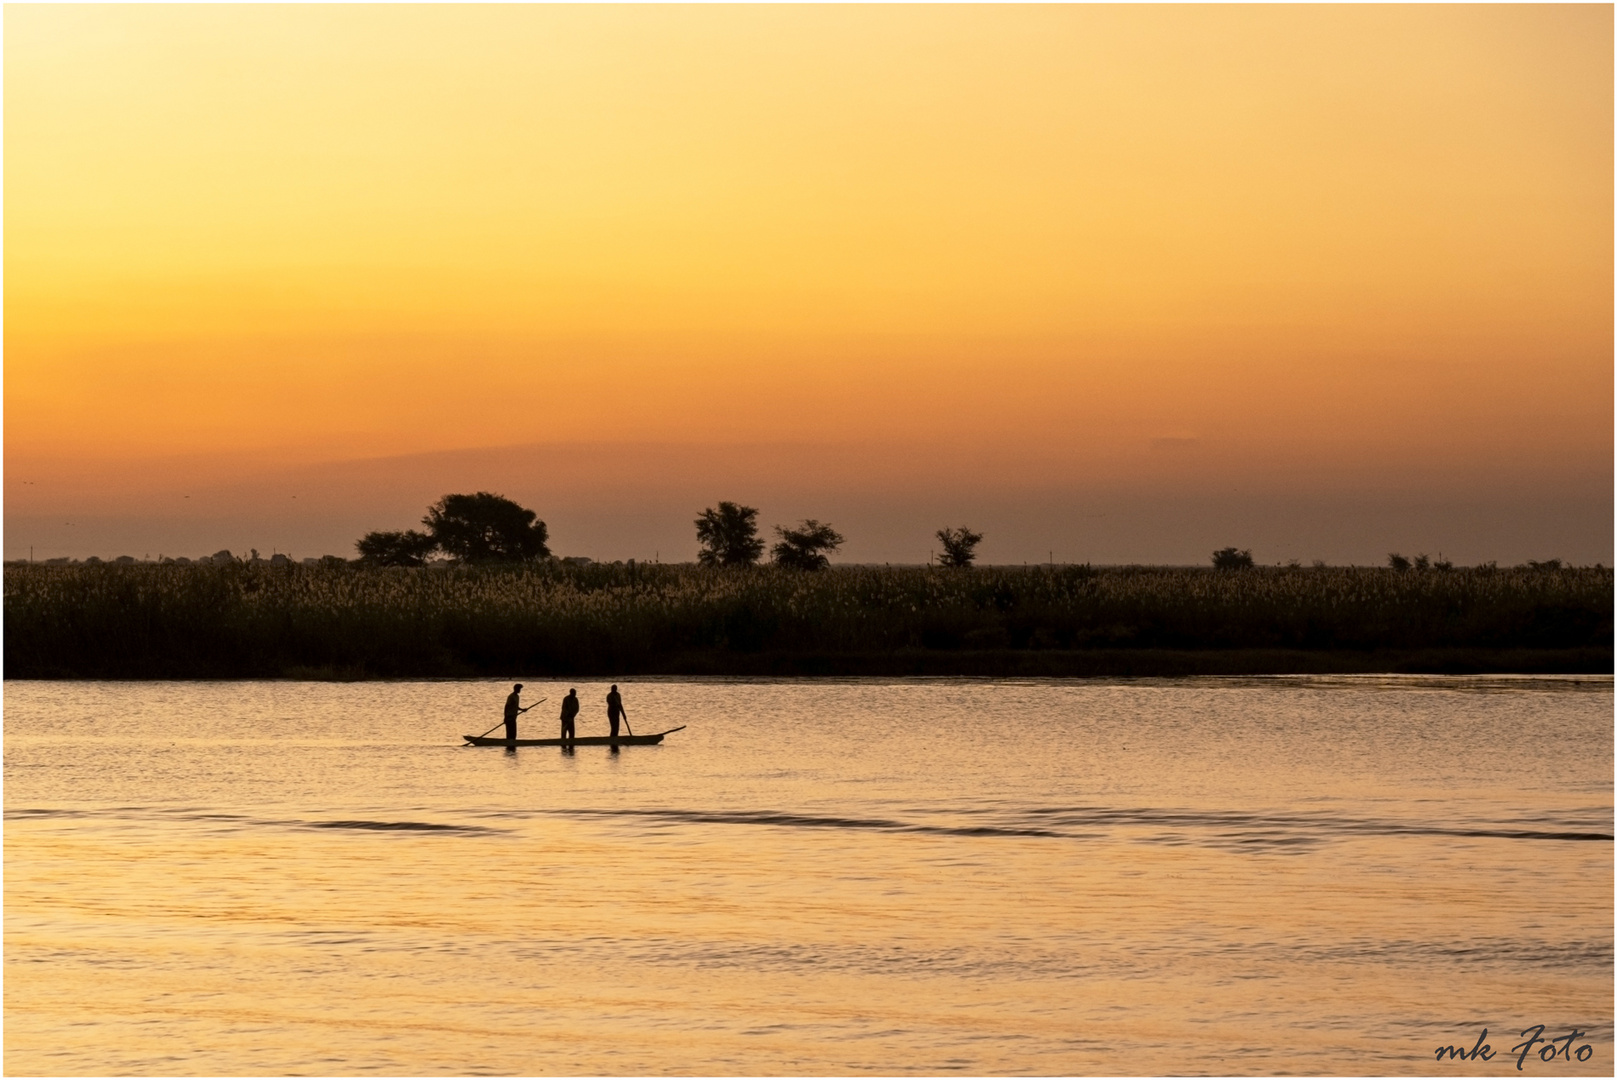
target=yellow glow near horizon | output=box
[5,5,1611,486]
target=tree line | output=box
[358,493,986,569]
[362,492,1492,573]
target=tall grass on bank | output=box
[5,561,1611,678]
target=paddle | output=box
[474,698,546,739]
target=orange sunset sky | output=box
[5,4,1612,564]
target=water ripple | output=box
[298,819,496,833]
[558,806,1066,839]
[544,803,1612,852]
[10,803,1608,850]
[5,806,505,835]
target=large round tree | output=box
[423,492,551,564]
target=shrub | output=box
[936,527,984,568]
[772,520,844,571]
[356,529,436,567]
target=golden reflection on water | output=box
[5,677,1613,1075]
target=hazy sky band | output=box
[5,5,1611,562]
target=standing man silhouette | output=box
[559,688,580,747]
[503,683,529,744]
[606,684,628,746]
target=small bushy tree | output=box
[1387,553,1411,572]
[695,502,765,567]
[772,520,844,571]
[935,526,983,568]
[357,529,436,567]
[423,492,550,564]
[1212,547,1254,570]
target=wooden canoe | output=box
[463,726,686,747]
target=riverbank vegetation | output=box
[5,561,1609,678]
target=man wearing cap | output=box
[503,683,532,745]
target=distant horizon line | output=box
[6,553,1598,572]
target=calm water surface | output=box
[5,676,1612,1076]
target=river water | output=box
[4,676,1611,1076]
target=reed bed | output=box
[4,561,1610,678]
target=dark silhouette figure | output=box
[935,526,983,568]
[606,684,627,745]
[695,502,765,566]
[559,688,580,746]
[772,520,844,570]
[503,683,532,743]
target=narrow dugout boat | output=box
[463,726,686,747]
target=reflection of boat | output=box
[462,726,686,747]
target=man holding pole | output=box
[606,684,630,746]
[503,683,533,744]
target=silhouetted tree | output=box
[356,529,436,567]
[695,502,765,567]
[935,526,983,568]
[423,492,550,564]
[1387,553,1411,572]
[1212,547,1254,570]
[772,520,844,570]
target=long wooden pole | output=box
[474,698,545,739]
